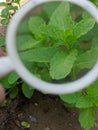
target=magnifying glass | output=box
[0,0,98,94]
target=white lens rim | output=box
[6,0,98,94]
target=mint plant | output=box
[0,72,34,99]
[0,0,20,25]
[0,2,98,130]
[17,3,98,130]
[17,2,97,83]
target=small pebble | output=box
[18,113,23,117]
[44,127,50,130]
[29,116,37,123]
[68,123,72,127]
[34,102,38,106]
[72,112,76,117]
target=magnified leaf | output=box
[73,18,95,39]
[50,49,78,79]
[16,35,42,51]
[29,16,45,39]
[75,47,98,70]
[20,47,58,62]
[49,2,74,31]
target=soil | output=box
[0,91,98,130]
[0,24,98,130]
[0,91,82,130]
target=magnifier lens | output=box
[16,1,98,84]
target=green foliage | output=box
[75,47,98,70]
[79,108,95,130]
[60,80,98,130]
[9,86,18,99]
[60,92,82,105]
[50,49,77,79]
[20,47,58,62]
[86,80,98,98]
[29,16,45,39]
[0,37,5,46]
[8,72,19,84]
[21,121,30,128]
[1,99,11,107]
[42,2,59,18]
[0,2,98,130]
[16,35,39,51]
[73,18,95,39]
[49,3,74,29]
[75,96,94,108]
[0,0,20,25]
[22,83,34,99]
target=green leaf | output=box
[0,2,6,6]
[0,76,11,89]
[78,24,97,42]
[75,47,98,70]
[28,16,45,38]
[16,35,41,51]
[8,5,18,10]
[42,25,75,48]
[73,18,95,39]
[92,98,98,107]
[8,72,19,84]
[50,49,78,79]
[82,12,92,19]
[1,19,9,25]
[76,96,93,108]
[91,35,98,49]
[49,2,74,31]
[14,0,20,3]
[20,47,58,62]
[21,121,30,128]
[39,68,52,82]
[79,108,95,130]
[1,8,9,17]
[17,20,30,34]
[60,92,82,104]
[22,83,34,99]
[0,37,5,46]
[43,2,60,18]
[9,86,18,99]
[86,80,98,98]
[63,29,76,48]
[41,24,64,41]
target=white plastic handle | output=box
[0,57,14,78]
[5,0,98,94]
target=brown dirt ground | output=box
[0,91,82,130]
[0,90,98,130]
